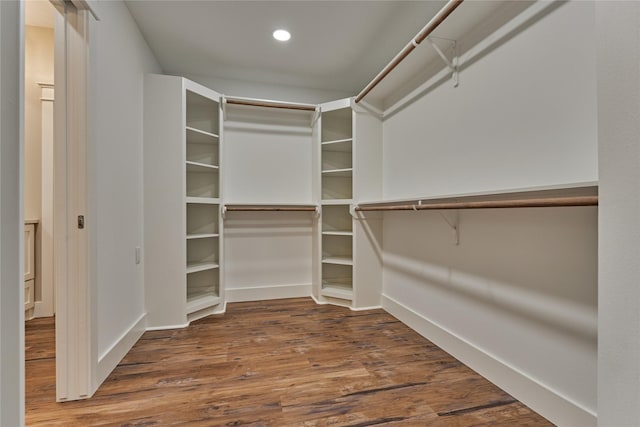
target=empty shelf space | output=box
[186,233,219,240]
[322,257,353,266]
[321,283,353,301]
[186,262,219,274]
[186,161,219,172]
[186,126,219,142]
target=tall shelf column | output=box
[316,99,383,309]
[144,74,225,329]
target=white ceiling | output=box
[125,1,447,95]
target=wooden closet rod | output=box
[224,205,318,212]
[355,0,464,103]
[224,97,317,112]
[355,196,599,212]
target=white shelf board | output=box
[186,197,220,205]
[186,233,219,240]
[322,168,353,177]
[186,161,219,173]
[186,294,221,314]
[321,138,352,152]
[322,231,353,236]
[321,283,353,300]
[186,262,219,274]
[186,126,219,143]
[358,182,599,207]
[322,257,353,266]
[321,199,353,206]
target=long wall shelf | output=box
[357,182,598,208]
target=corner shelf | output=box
[321,282,353,300]
[186,233,219,240]
[186,161,219,173]
[186,262,220,274]
[186,126,219,142]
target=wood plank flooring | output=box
[26,298,554,426]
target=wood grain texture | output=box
[26,298,554,426]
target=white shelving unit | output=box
[144,74,225,329]
[319,104,354,302]
[313,99,384,309]
[185,88,222,319]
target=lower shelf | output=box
[321,281,353,301]
[186,294,221,314]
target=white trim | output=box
[96,314,146,387]
[226,284,312,303]
[382,294,596,427]
[145,323,190,332]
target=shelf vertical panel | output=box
[143,74,188,327]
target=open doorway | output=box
[23,0,57,409]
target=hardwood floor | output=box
[26,298,553,426]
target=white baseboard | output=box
[382,295,596,427]
[145,323,189,331]
[96,313,147,388]
[226,283,312,303]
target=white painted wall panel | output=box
[224,212,313,298]
[596,2,640,425]
[90,1,162,357]
[383,207,597,418]
[382,1,597,200]
[380,2,599,423]
[224,108,313,204]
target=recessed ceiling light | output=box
[273,29,291,42]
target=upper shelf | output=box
[356,182,598,211]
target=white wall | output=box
[380,2,598,425]
[596,3,640,426]
[224,212,313,302]
[24,25,53,221]
[223,107,314,300]
[0,1,24,425]
[382,1,597,200]
[186,73,353,105]
[89,0,161,363]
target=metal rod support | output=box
[355,196,599,212]
[355,0,464,103]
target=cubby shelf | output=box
[321,283,353,300]
[186,126,219,141]
[186,161,219,173]
[321,199,352,205]
[186,295,222,314]
[321,138,352,151]
[186,233,219,240]
[322,168,353,177]
[186,197,220,205]
[186,262,220,274]
[322,257,353,266]
[322,231,353,236]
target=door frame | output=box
[51,0,96,401]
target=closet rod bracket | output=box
[221,95,228,121]
[426,37,459,88]
[221,204,227,220]
[438,208,460,245]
